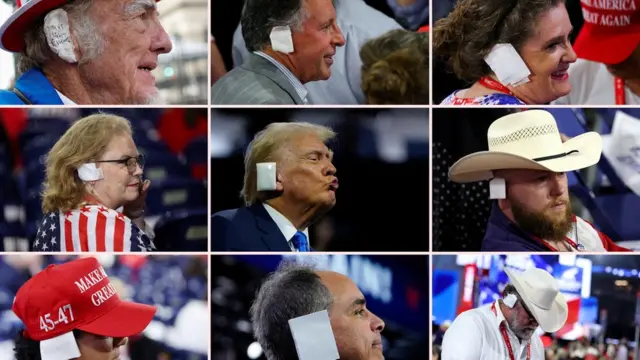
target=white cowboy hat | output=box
[449,110,602,183]
[504,267,568,333]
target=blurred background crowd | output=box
[0,108,208,251]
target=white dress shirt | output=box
[262,203,310,252]
[441,301,545,360]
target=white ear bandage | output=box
[257,162,277,191]
[44,9,78,63]
[77,163,104,181]
[489,177,506,199]
[270,26,294,54]
[484,43,530,87]
[503,293,517,308]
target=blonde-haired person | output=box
[360,29,429,104]
[211,122,338,251]
[35,113,155,252]
[433,0,577,105]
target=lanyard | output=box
[491,302,531,360]
[615,77,625,105]
[479,77,516,96]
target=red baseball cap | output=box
[0,0,161,53]
[12,257,156,352]
[573,0,640,64]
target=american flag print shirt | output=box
[33,205,155,252]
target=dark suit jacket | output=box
[211,53,304,105]
[211,203,292,251]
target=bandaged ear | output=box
[270,26,294,54]
[484,43,530,87]
[489,177,506,199]
[503,293,517,308]
[77,163,104,182]
[257,162,277,191]
[44,9,78,63]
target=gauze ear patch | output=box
[484,43,530,87]
[503,293,517,308]
[77,163,104,181]
[270,26,294,54]
[489,177,506,199]
[256,162,277,191]
[44,9,78,63]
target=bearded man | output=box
[448,109,629,252]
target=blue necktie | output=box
[291,231,309,252]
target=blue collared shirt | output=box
[254,51,308,104]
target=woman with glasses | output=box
[33,114,155,252]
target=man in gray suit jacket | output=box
[211,0,345,105]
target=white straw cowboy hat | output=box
[504,267,568,333]
[449,110,602,183]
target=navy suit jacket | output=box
[211,203,293,251]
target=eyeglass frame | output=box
[94,154,145,173]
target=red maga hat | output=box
[12,257,156,342]
[573,0,640,64]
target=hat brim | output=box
[573,24,640,65]
[505,268,568,333]
[77,300,156,338]
[449,132,602,183]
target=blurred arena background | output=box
[211,254,429,360]
[433,108,640,251]
[0,108,208,251]
[0,0,208,105]
[210,108,429,252]
[433,254,640,360]
[0,254,208,360]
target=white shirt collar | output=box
[55,90,77,105]
[262,203,309,250]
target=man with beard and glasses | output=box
[448,109,629,252]
[441,267,568,360]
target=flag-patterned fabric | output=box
[33,205,155,252]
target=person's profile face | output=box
[77,332,128,360]
[319,272,385,360]
[278,133,338,212]
[290,0,345,83]
[92,134,143,209]
[78,0,173,104]
[516,3,577,103]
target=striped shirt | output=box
[33,205,155,252]
[254,51,308,104]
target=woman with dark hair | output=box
[433,0,577,105]
[12,257,156,360]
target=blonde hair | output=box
[241,122,336,206]
[41,113,132,213]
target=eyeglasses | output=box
[95,154,145,173]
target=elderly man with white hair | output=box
[0,0,173,104]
